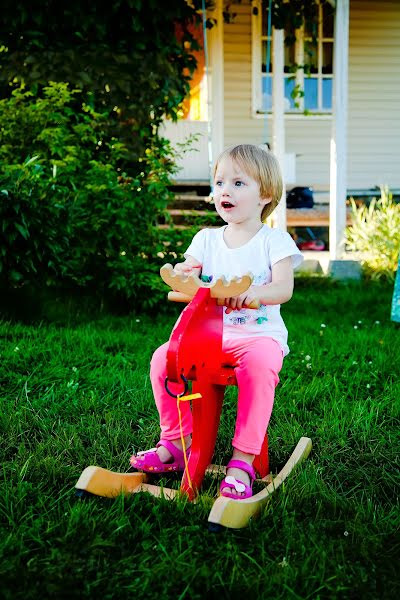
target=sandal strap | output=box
[226,459,256,482]
[224,475,247,493]
[157,439,189,460]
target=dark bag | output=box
[286,186,314,209]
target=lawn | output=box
[0,279,399,599]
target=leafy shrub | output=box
[0,1,202,166]
[0,82,192,310]
[345,186,400,281]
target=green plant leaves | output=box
[0,82,192,309]
[345,187,400,281]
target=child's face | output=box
[213,157,271,226]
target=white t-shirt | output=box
[184,225,304,356]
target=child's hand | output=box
[173,261,202,277]
[224,286,261,313]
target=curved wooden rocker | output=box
[75,265,312,529]
[75,467,179,501]
[208,436,312,530]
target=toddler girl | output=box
[130,144,303,499]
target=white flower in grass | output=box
[366,384,371,389]
[279,557,289,568]
[344,531,349,537]
[375,321,380,325]
[305,355,311,361]
[320,323,326,328]
[136,319,140,322]
[306,363,312,369]
[354,325,358,329]
[352,361,358,365]
[72,366,78,373]
[67,380,79,390]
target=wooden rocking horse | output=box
[75,264,312,529]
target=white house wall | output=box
[347,0,400,189]
[223,0,400,192]
[224,4,261,146]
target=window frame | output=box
[252,0,334,118]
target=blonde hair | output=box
[213,144,283,221]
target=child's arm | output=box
[174,255,202,277]
[224,256,294,313]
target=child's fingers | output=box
[174,265,197,275]
[223,294,259,312]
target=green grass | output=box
[1,280,399,599]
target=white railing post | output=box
[272,27,287,231]
[329,0,349,259]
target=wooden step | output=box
[162,196,352,229]
[286,206,352,227]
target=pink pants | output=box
[150,336,283,455]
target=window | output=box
[253,0,334,114]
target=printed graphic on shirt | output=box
[225,303,269,326]
[252,270,269,285]
[211,269,270,328]
[201,269,271,327]
[201,274,213,283]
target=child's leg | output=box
[149,342,192,448]
[220,336,283,496]
[224,336,283,453]
[131,343,192,468]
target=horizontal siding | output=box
[348,0,400,188]
[224,4,261,146]
[223,0,400,190]
[285,119,331,187]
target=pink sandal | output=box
[130,439,190,473]
[219,459,256,500]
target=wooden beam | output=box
[329,0,349,259]
[272,27,287,231]
[209,0,224,167]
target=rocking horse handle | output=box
[160,263,257,304]
[167,291,194,303]
[167,290,260,309]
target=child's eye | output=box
[235,181,244,187]
[215,180,223,186]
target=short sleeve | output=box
[268,229,304,270]
[184,229,207,265]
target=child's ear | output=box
[259,196,272,206]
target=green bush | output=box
[345,186,400,281]
[0,83,192,310]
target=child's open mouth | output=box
[221,201,235,209]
